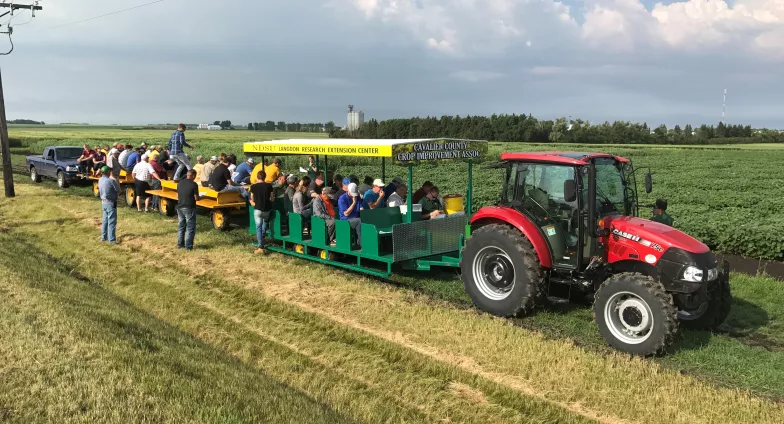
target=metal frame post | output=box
[467,160,473,218]
[406,165,413,223]
[382,157,386,182]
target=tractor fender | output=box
[470,206,553,269]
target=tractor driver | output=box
[650,199,673,226]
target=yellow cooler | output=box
[443,194,464,215]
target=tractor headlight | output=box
[682,266,704,282]
[706,268,719,281]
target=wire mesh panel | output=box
[392,216,467,262]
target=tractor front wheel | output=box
[678,279,732,330]
[460,224,542,317]
[594,273,677,356]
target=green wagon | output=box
[244,138,488,277]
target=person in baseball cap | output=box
[362,178,386,210]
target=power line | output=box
[48,0,164,30]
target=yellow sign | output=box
[244,142,393,157]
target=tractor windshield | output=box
[594,158,631,216]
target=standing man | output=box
[168,123,194,181]
[176,169,202,250]
[98,166,120,244]
[338,182,362,247]
[250,170,274,255]
[650,199,674,226]
[306,155,318,181]
[132,153,161,212]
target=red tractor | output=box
[461,152,731,355]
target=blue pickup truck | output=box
[26,146,87,188]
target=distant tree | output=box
[247,123,253,130]
[277,121,286,132]
[213,120,221,126]
[220,120,232,129]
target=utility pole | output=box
[0,1,42,198]
[721,88,727,124]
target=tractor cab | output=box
[498,152,645,271]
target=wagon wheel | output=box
[159,198,177,217]
[92,181,100,197]
[125,185,136,208]
[211,209,230,231]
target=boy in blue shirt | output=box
[338,182,362,247]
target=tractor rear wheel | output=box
[678,279,732,330]
[460,224,542,317]
[92,181,100,197]
[594,273,677,356]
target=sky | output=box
[1,0,783,128]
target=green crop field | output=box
[3,126,784,423]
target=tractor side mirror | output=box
[563,179,577,202]
[645,172,653,194]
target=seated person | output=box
[419,186,446,220]
[412,181,434,204]
[387,184,407,207]
[338,183,362,247]
[650,199,673,226]
[312,187,337,246]
[233,157,255,185]
[362,179,386,210]
[209,157,249,199]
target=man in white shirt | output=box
[132,153,161,212]
[387,184,408,208]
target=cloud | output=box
[347,0,784,56]
[450,70,504,82]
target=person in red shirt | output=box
[412,181,434,204]
[149,158,168,211]
[77,144,95,175]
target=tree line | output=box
[9,119,44,125]
[246,121,337,132]
[327,114,784,144]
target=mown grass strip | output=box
[0,234,352,424]
[3,182,784,423]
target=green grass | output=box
[2,180,784,424]
[0,233,352,423]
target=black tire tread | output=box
[594,272,678,356]
[680,278,732,330]
[461,224,543,317]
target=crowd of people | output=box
[248,154,459,254]
[96,127,461,253]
